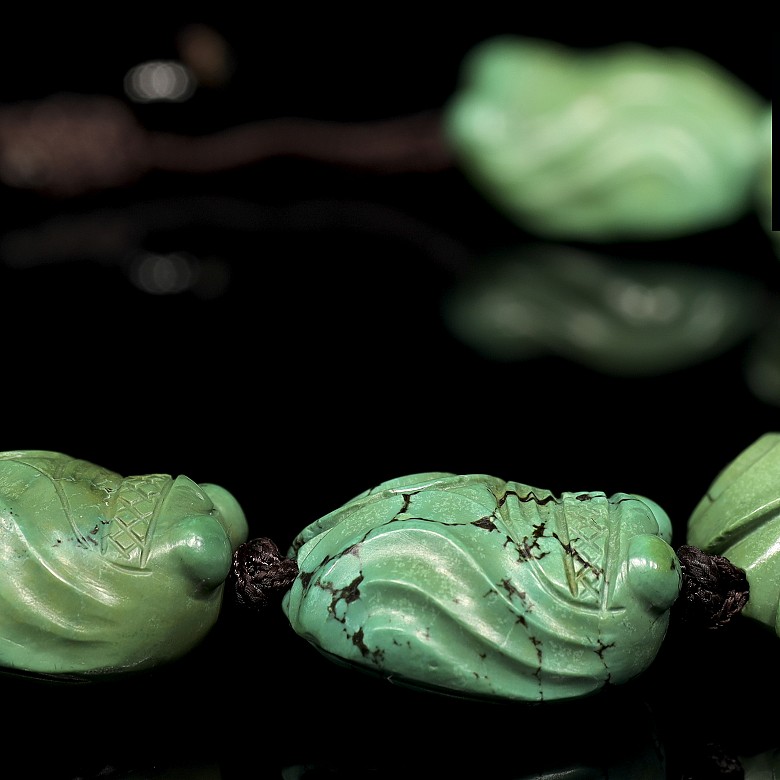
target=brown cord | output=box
[230,536,299,610]
[674,544,749,629]
[149,109,454,175]
[0,94,454,199]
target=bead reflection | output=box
[442,244,769,376]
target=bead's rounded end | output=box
[627,534,682,611]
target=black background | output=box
[0,14,776,779]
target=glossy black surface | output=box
[1,15,775,779]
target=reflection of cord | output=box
[0,194,474,279]
[0,94,453,199]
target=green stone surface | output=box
[443,36,767,241]
[282,472,680,702]
[688,433,780,636]
[0,450,248,677]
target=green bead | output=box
[282,473,680,702]
[443,36,766,241]
[0,450,248,677]
[688,433,780,636]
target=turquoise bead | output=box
[0,450,248,677]
[443,36,766,241]
[688,433,780,636]
[282,473,680,702]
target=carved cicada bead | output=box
[443,35,766,241]
[0,450,248,677]
[282,472,681,702]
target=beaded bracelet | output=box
[1,30,775,779]
[0,435,772,704]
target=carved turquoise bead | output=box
[688,433,780,637]
[0,450,248,677]
[443,36,766,241]
[282,473,680,702]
